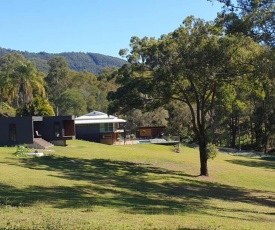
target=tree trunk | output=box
[189,100,209,176]
[250,116,254,146]
[230,113,237,148]
[200,152,209,176]
[263,121,268,154]
[199,135,209,176]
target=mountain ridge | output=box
[0,47,127,74]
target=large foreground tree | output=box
[108,17,261,176]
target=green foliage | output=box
[16,97,55,116]
[65,70,100,112]
[45,57,70,104]
[44,59,117,114]
[0,53,46,109]
[13,144,29,157]
[206,143,219,160]
[214,0,275,47]
[165,101,194,142]
[0,49,123,118]
[109,16,262,175]
[55,89,87,116]
[126,108,169,127]
[0,102,16,117]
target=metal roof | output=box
[75,111,126,124]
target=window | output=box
[104,123,113,132]
[9,124,17,142]
[100,123,114,132]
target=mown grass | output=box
[0,140,274,229]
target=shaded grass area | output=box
[0,140,275,229]
[2,155,275,211]
[226,156,275,170]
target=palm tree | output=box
[0,53,46,109]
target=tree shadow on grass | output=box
[1,155,275,216]
[226,156,275,170]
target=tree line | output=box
[0,47,127,74]
[0,53,118,118]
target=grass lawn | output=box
[0,140,274,229]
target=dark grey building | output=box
[0,116,75,148]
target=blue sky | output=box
[0,0,223,58]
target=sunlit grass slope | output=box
[0,140,274,229]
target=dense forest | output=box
[0,1,274,176]
[0,53,121,117]
[0,47,127,74]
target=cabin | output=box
[0,116,75,148]
[75,111,126,145]
[136,126,166,139]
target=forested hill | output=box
[0,47,127,74]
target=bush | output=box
[13,144,29,157]
[206,143,218,160]
[16,97,55,116]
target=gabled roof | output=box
[75,111,126,124]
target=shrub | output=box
[13,144,29,157]
[206,143,218,160]
[16,97,55,116]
